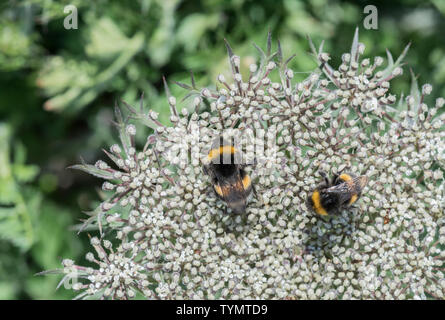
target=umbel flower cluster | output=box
[48,29,444,299]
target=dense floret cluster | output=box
[49,30,444,300]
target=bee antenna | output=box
[319,170,329,186]
[319,170,328,179]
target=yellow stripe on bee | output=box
[207,146,237,161]
[311,191,328,216]
[339,173,354,188]
[339,173,352,182]
[349,194,358,205]
[214,184,223,197]
[242,175,251,190]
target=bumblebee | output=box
[203,136,252,214]
[307,171,368,216]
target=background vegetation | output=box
[0,0,444,299]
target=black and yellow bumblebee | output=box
[203,136,253,214]
[307,171,368,216]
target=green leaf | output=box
[409,69,421,113]
[0,282,16,300]
[0,123,40,251]
[146,0,180,67]
[381,43,410,80]
[0,189,40,251]
[31,202,82,270]
[41,18,145,113]
[12,164,39,184]
[431,0,445,15]
[350,27,359,63]
[69,163,115,180]
[176,14,219,52]
[86,17,132,60]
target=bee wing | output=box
[324,183,352,206]
[355,176,368,190]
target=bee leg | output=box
[332,173,339,185]
[203,164,209,176]
[252,184,258,198]
[333,167,347,185]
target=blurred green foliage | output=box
[0,0,444,299]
